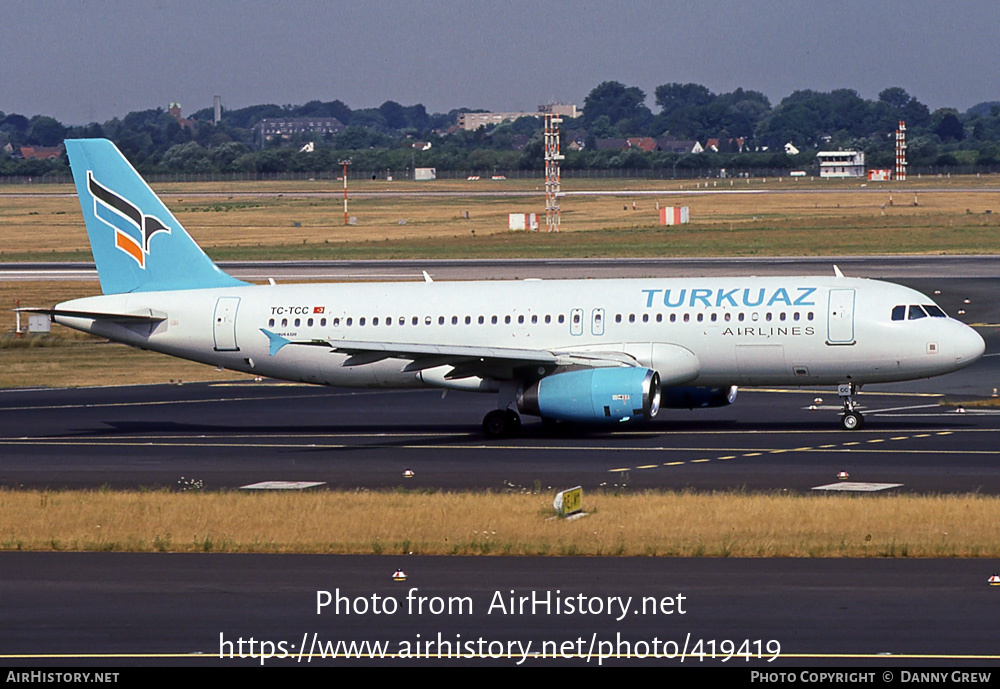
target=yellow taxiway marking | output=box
[743,452,763,457]
[868,439,885,443]
[890,436,909,440]
[692,459,712,463]
[635,464,659,470]
[663,461,686,466]
[717,455,737,460]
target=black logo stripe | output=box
[88,171,142,229]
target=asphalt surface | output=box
[2,554,999,667]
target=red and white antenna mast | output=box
[895,121,906,181]
[544,113,563,232]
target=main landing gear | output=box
[838,383,864,430]
[483,381,522,438]
[482,409,521,438]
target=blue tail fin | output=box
[65,139,247,294]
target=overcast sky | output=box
[3,0,997,125]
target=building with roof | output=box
[817,150,865,178]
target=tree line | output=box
[2,81,999,178]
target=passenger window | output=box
[294,318,300,327]
[268,318,275,327]
[307,318,313,327]
[518,315,524,324]
[439,316,445,325]
[891,305,905,321]
[558,315,565,324]
[412,316,418,325]
[908,305,928,320]
[373,317,379,326]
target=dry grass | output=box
[2,177,1000,261]
[1,489,997,557]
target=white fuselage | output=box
[54,275,985,393]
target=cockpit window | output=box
[891,305,905,321]
[924,304,947,318]
[908,305,928,320]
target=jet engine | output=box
[518,368,660,423]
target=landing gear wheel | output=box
[841,411,864,431]
[483,409,521,438]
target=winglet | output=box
[422,270,433,283]
[260,329,290,356]
[833,265,844,278]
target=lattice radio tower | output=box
[544,113,563,232]
[895,121,907,181]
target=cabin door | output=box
[213,296,241,351]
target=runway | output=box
[5,254,1000,282]
[2,553,998,666]
[2,365,999,494]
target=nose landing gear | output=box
[838,383,864,430]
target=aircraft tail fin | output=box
[65,139,247,294]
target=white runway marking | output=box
[812,482,903,492]
[240,481,326,490]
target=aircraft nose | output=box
[954,323,986,367]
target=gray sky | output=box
[3,0,998,125]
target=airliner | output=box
[29,139,986,436]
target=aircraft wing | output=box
[260,329,639,380]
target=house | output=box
[256,117,345,144]
[18,145,63,160]
[626,137,657,152]
[656,138,704,154]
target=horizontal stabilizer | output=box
[16,307,166,323]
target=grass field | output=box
[2,489,997,557]
[2,175,1000,262]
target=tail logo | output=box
[87,170,171,268]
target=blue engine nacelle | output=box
[518,368,661,423]
[660,385,738,409]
